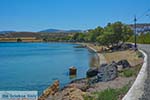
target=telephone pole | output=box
[134,16,137,50]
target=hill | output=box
[39,29,83,33]
[0,31,15,34]
[0,32,41,38]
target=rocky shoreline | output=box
[39,61,135,100]
[39,44,143,100]
[38,44,107,100]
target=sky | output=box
[0,0,150,32]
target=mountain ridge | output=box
[39,28,83,33]
[0,31,16,34]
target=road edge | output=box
[122,50,148,100]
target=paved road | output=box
[138,44,150,100]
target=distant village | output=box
[128,23,150,34]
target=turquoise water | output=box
[0,43,96,95]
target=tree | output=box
[86,26,104,42]
[72,33,85,42]
[17,38,22,42]
[97,22,133,47]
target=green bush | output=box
[119,64,141,78]
[123,69,134,77]
[128,32,150,44]
[83,85,129,100]
[83,95,95,100]
[96,89,118,100]
[17,38,22,42]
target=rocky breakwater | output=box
[87,59,131,84]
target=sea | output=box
[0,42,99,95]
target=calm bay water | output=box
[0,42,98,95]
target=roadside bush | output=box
[83,85,129,100]
[123,69,134,77]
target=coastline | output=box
[41,43,144,100]
[39,43,108,99]
[1,42,143,100]
[79,43,107,66]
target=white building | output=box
[128,23,150,34]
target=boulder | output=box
[89,63,118,84]
[117,65,123,71]
[125,43,134,49]
[100,63,108,67]
[98,63,117,81]
[117,60,131,68]
[86,68,98,77]
[120,44,129,50]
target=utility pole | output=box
[134,16,137,50]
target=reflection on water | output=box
[69,75,77,79]
[89,53,100,68]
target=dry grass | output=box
[0,37,42,42]
[80,43,143,100]
[82,43,143,67]
[104,50,143,66]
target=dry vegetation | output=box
[84,43,143,67]
[81,44,143,100]
[104,50,143,67]
[0,37,42,42]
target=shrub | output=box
[83,85,129,100]
[123,69,134,77]
[17,38,22,42]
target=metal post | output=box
[134,16,137,49]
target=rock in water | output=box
[69,66,77,76]
[86,68,98,77]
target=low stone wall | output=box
[123,50,147,100]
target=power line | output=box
[137,9,150,21]
[123,9,150,24]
